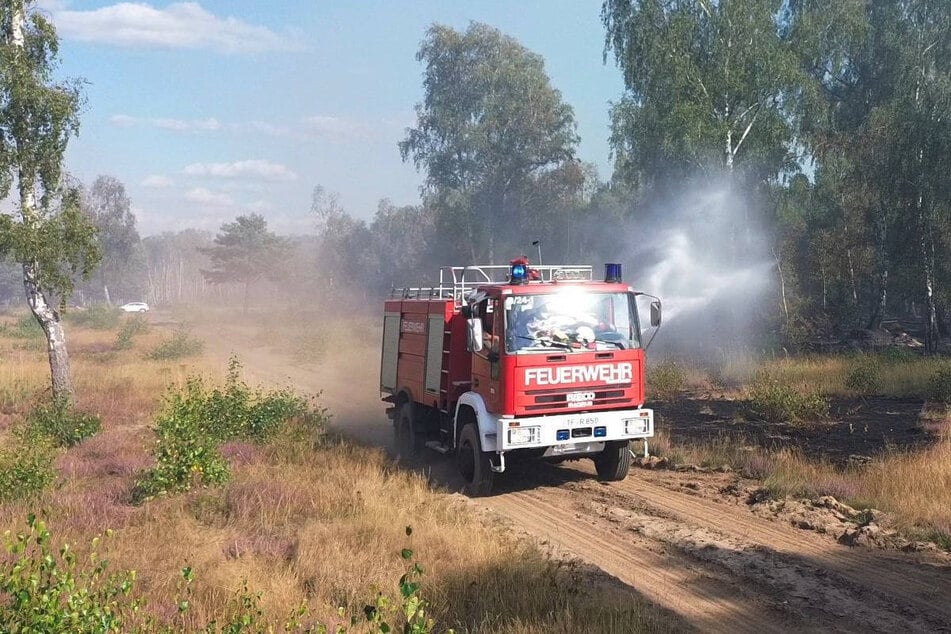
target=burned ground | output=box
[655,394,933,464]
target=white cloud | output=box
[154,117,221,132]
[183,159,297,182]
[141,174,173,188]
[49,2,304,54]
[110,114,138,127]
[109,114,222,133]
[301,115,371,141]
[246,121,291,137]
[184,187,233,207]
[108,113,386,143]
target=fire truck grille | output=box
[523,387,631,412]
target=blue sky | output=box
[39,1,624,236]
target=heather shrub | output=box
[0,313,43,339]
[747,372,829,424]
[145,328,204,361]
[845,358,883,396]
[115,315,150,350]
[1,516,438,633]
[647,361,686,401]
[24,397,102,447]
[0,434,56,503]
[65,304,122,330]
[133,358,313,502]
[929,365,951,404]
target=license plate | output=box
[566,415,599,426]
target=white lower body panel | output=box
[484,408,654,454]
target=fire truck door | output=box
[472,298,501,412]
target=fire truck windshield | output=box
[504,291,641,353]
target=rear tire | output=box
[394,402,419,461]
[458,422,494,496]
[593,440,631,481]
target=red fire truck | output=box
[381,260,661,495]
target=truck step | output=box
[424,440,451,455]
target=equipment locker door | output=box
[471,298,502,412]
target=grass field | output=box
[0,308,673,632]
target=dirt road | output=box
[194,318,951,633]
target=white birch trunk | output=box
[11,4,74,400]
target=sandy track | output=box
[191,317,951,633]
[609,472,951,625]
[486,467,949,632]
[487,489,788,633]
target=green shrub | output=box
[929,365,951,404]
[647,361,686,401]
[0,515,142,634]
[133,358,312,502]
[0,313,44,339]
[0,433,56,502]
[880,347,917,364]
[145,329,204,361]
[115,315,150,350]
[747,372,829,424]
[64,304,122,330]
[25,398,102,447]
[132,378,231,502]
[845,359,883,396]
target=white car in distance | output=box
[119,302,149,313]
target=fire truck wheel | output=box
[593,440,632,481]
[458,423,494,497]
[394,402,419,460]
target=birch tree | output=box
[82,175,144,305]
[0,0,99,400]
[602,0,804,187]
[791,0,951,346]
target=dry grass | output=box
[758,354,946,398]
[661,352,946,400]
[0,310,673,632]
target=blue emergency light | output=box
[604,263,622,283]
[510,263,529,284]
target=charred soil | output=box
[657,394,934,463]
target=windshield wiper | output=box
[593,337,626,350]
[516,335,572,350]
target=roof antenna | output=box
[531,240,542,266]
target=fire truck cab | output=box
[381,261,661,495]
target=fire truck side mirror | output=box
[650,300,662,328]
[467,318,484,352]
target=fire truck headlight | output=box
[507,426,539,445]
[624,417,650,435]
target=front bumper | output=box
[494,408,654,452]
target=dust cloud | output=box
[190,298,392,449]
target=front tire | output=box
[458,423,494,496]
[593,440,632,481]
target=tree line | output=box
[3,0,951,398]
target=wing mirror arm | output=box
[634,292,662,351]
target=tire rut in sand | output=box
[486,488,794,634]
[606,472,951,630]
